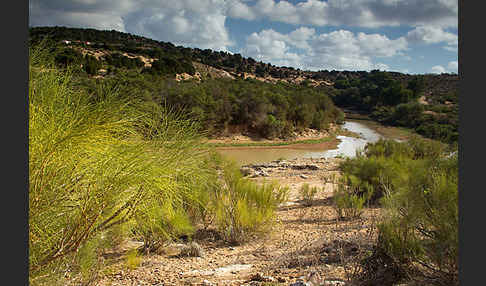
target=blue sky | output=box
[29,0,458,74]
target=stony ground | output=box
[95,157,382,286]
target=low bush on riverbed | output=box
[212,160,289,244]
[332,176,371,220]
[299,183,320,206]
[340,139,458,285]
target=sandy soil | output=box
[95,157,382,286]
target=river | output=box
[216,119,388,166]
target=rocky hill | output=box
[29,26,458,101]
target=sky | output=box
[29,0,458,75]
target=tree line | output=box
[331,70,458,143]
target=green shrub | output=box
[340,138,447,204]
[339,154,406,204]
[212,160,289,244]
[298,183,320,206]
[332,175,372,220]
[352,139,458,285]
[29,45,216,283]
[376,155,458,285]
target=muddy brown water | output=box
[216,120,390,166]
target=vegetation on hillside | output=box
[332,71,458,143]
[60,66,345,139]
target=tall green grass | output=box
[29,46,216,284]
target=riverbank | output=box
[207,124,364,166]
[204,123,361,147]
[347,118,416,142]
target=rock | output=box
[247,272,276,283]
[179,242,205,257]
[160,242,205,257]
[185,264,253,277]
[306,271,322,286]
[307,164,320,170]
[290,281,311,286]
[157,243,186,256]
[202,280,215,286]
[291,164,320,170]
[322,280,346,286]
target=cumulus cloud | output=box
[242,29,303,68]
[447,61,458,73]
[29,0,133,31]
[30,0,233,51]
[229,0,458,28]
[241,28,407,71]
[406,25,458,52]
[226,0,257,20]
[431,65,446,74]
[123,0,233,51]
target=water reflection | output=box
[216,120,385,165]
[304,121,383,159]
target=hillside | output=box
[29,26,459,143]
[28,26,458,93]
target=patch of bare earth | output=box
[96,157,381,286]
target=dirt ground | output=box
[95,157,382,286]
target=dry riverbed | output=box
[96,157,382,286]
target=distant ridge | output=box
[29,26,458,99]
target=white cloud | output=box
[242,29,303,68]
[447,61,458,73]
[241,28,408,71]
[229,0,458,28]
[431,65,446,74]
[406,25,457,52]
[226,0,257,20]
[122,0,233,51]
[30,0,234,51]
[357,32,408,57]
[29,0,131,31]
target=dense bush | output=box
[54,47,83,68]
[85,72,344,139]
[375,154,458,285]
[338,137,449,205]
[83,54,101,75]
[160,78,344,138]
[343,139,458,285]
[104,52,144,69]
[143,56,195,76]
